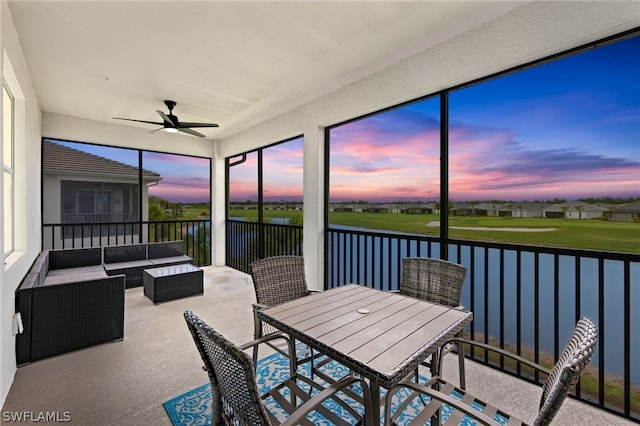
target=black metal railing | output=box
[327,226,639,421]
[223,220,639,420]
[43,219,211,266]
[61,213,139,223]
[226,219,303,272]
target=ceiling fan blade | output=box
[113,102,217,138]
[177,121,219,128]
[156,110,175,127]
[177,127,206,138]
[113,117,164,126]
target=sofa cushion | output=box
[49,247,102,270]
[43,270,110,286]
[47,265,106,276]
[149,255,193,266]
[148,241,185,259]
[104,244,147,264]
[103,259,153,271]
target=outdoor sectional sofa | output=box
[15,247,126,365]
[15,241,193,365]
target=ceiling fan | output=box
[113,100,219,138]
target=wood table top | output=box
[258,284,472,388]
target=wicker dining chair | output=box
[384,316,598,426]
[399,257,468,387]
[184,310,374,426]
[249,255,317,365]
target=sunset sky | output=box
[328,35,639,202]
[52,35,639,204]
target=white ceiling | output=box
[7,0,530,140]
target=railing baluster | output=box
[499,248,505,369]
[624,260,630,417]
[598,257,605,407]
[554,254,560,363]
[483,247,489,363]
[516,250,522,376]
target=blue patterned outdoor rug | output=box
[163,350,500,425]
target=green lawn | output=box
[180,206,211,220]
[217,209,640,254]
[328,213,640,254]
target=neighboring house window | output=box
[3,84,14,258]
[78,189,112,219]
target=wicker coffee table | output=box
[143,264,203,304]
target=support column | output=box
[303,126,325,291]
[211,141,226,266]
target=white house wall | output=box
[0,0,43,407]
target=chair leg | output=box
[457,341,466,389]
[253,316,262,366]
[252,341,259,366]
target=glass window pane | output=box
[3,86,12,169]
[3,171,11,254]
[329,97,440,232]
[263,137,303,223]
[142,151,211,221]
[228,151,258,219]
[45,140,140,225]
[448,36,640,252]
[78,191,95,214]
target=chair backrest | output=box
[534,317,598,426]
[400,257,467,307]
[184,310,272,426]
[250,255,309,307]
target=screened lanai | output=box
[1,0,639,423]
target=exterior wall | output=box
[607,212,637,222]
[42,175,60,224]
[566,210,604,220]
[0,0,43,407]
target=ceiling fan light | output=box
[164,127,178,133]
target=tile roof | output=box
[608,201,640,213]
[43,140,161,181]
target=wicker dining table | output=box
[257,284,473,422]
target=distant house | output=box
[363,204,391,213]
[511,202,547,218]
[401,203,435,214]
[331,204,354,212]
[42,140,161,245]
[451,203,475,216]
[544,201,606,219]
[604,201,640,222]
[470,202,492,216]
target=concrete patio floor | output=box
[1,265,634,425]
